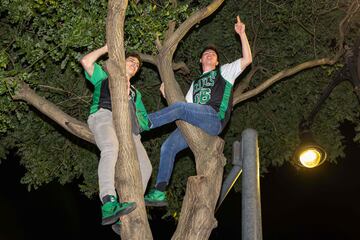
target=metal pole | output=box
[241,129,262,240]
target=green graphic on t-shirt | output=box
[193,71,216,104]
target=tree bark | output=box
[106,0,152,239]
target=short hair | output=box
[200,44,220,62]
[126,52,142,68]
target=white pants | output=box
[87,108,152,200]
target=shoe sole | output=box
[144,201,168,207]
[102,202,137,225]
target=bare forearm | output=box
[239,32,252,69]
[80,45,108,76]
[234,16,252,70]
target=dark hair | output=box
[126,52,142,68]
[200,44,220,62]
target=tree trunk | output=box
[156,52,227,240]
[106,0,152,239]
[172,136,226,240]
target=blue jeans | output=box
[147,102,222,187]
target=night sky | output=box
[1,123,359,240]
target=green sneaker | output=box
[111,221,121,235]
[101,195,136,225]
[144,189,167,207]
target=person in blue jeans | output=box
[144,15,253,206]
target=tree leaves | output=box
[0,0,359,208]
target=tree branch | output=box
[139,53,190,74]
[172,61,190,74]
[170,0,177,8]
[164,20,176,41]
[12,81,94,143]
[155,35,162,50]
[162,0,225,56]
[335,0,359,60]
[138,53,157,65]
[233,58,333,104]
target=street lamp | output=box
[293,39,360,168]
[293,126,327,168]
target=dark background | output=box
[1,123,359,240]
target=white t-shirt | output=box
[185,59,242,103]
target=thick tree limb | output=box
[162,0,225,56]
[12,81,94,144]
[139,53,190,74]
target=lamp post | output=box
[294,39,360,168]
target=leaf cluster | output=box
[0,0,359,211]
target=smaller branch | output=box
[164,20,176,41]
[138,53,157,66]
[37,84,76,95]
[266,0,285,9]
[155,36,162,51]
[335,0,360,60]
[24,43,62,71]
[294,19,315,37]
[173,61,190,75]
[313,16,318,58]
[170,0,177,8]
[318,1,339,16]
[250,16,259,59]
[259,0,265,25]
[57,96,91,106]
[138,53,189,74]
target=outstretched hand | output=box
[235,15,245,35]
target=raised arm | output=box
[235,16,252,70]
[80,44,108,77]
